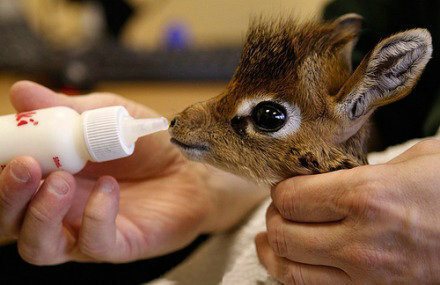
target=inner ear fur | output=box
[335,28,433,121]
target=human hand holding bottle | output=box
[0,81,267,264]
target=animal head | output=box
[169,14,432,185]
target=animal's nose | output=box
[170,117,177,128]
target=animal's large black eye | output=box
[251,101,287,132]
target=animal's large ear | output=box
[332,13,363,71]
[334,29,432,140]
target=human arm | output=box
[0,81,268,264]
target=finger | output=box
[18,171,76,265]
[271,170,350,222]
[265,204,346,267]
[77,176,125,262]
[0,157,41,237]
[387,139,440,164]
[9,80,131,113]
[255,232,351,284]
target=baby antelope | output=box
[169,14,432,185]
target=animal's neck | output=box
[278,124,369,181]
[319,124,369,173]
[342,122,370,166]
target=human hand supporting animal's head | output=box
[256,139,440,284]
[169,14,432,184]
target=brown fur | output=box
[169,14,432,185]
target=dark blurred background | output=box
[324,0,440,149]
[0,0,439,284]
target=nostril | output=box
[170,118,177,128]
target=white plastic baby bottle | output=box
[0,106,168,175]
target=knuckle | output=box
[265,203,275,222]
[347,186,383,219]
[307,237,331,256]
[338,244,369,268]
[267,225,288,257]
[279,190,293,218]
[285,264,306,285]
[78,220,113,258]
[274,181,298,220]
[344,168,388,218]
[79,241,107,259]
[83,208,107,226]
[17,243,48,265]
[339,244,395,273]
[274,179,294,200]
[0,190,24,237]
[339,239,413,279]
[28,204,52,226]
[28,206,52,228]
[0,186,14,211]
[275,179,290,191]
[78,238,109,259]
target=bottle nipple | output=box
[82,106,169,162]
[122,116,169,146]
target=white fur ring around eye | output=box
[271,102,301,137]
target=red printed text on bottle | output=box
[16,111,39,127]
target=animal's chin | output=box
[170,138,209,160]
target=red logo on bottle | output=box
[16,111,38,127]
[53,156,62,168]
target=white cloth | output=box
[148,129,440,285]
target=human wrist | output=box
[196,163,269,233]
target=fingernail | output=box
[10,160,31,183]
[98,178,115,193]
[48,176,70,196]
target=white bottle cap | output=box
[82,106,168,162]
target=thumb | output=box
[9,81,122,113]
